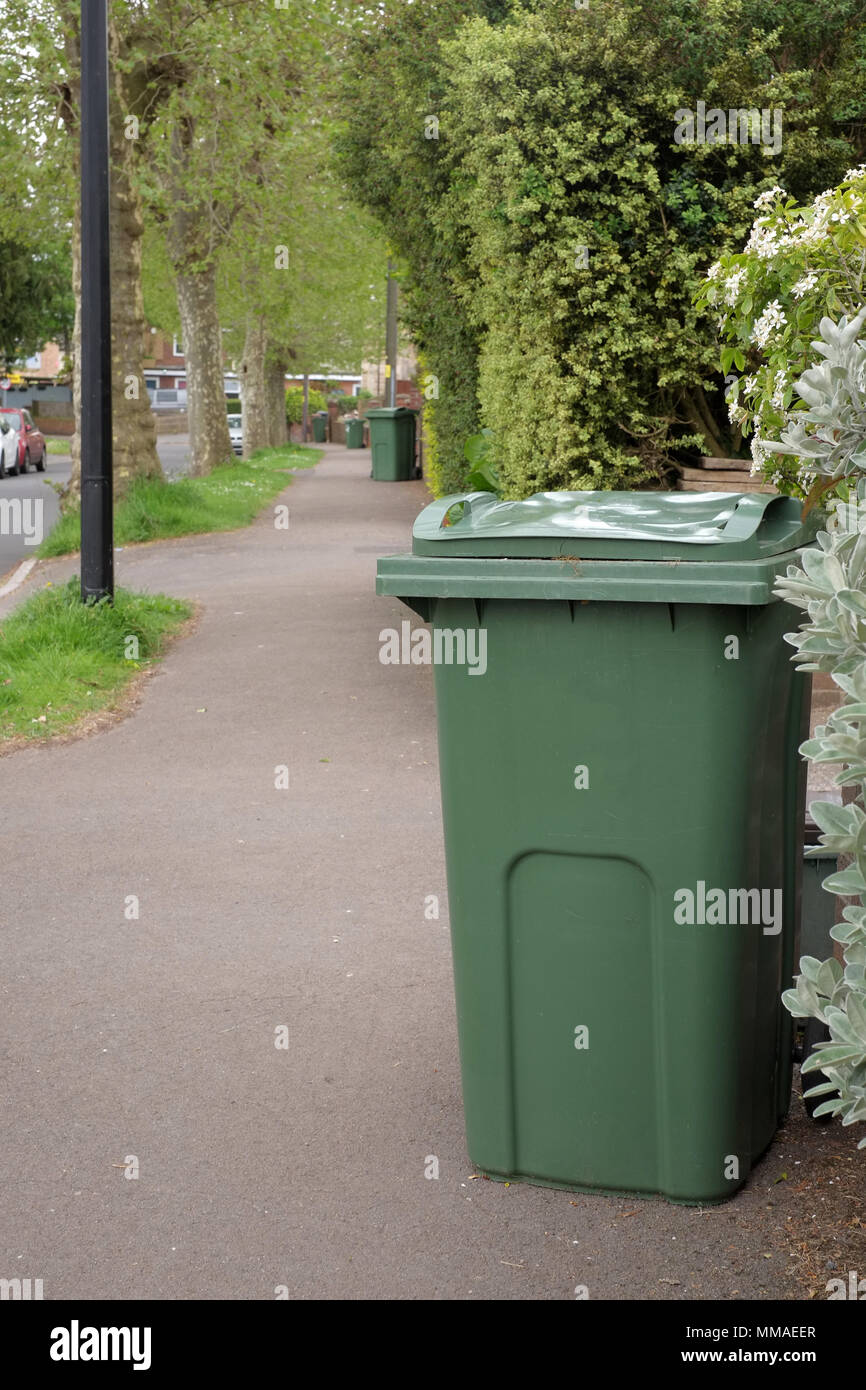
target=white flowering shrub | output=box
[701,167,866,1145]
[696,165,866,498]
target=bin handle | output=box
[721,492,787,544]
[431,493,489,530]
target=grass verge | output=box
[45,438,71,455]
[0,578,193,745]
[38,444,320,558]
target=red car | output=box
[0,407,46,476]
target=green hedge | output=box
[438,0,865,495]
[285,386,328,424]
[339,0,866,497]
[336,0,509,495]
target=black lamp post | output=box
[79,0,113,603]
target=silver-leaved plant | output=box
[773,319,866,1142]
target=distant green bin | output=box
[801,840,837,961]
[346,417,366,449]
[312,412,328,443]
[377,490,819,1203]
[366,407,417,480]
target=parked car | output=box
[0,407,46,474]
[228,414,243,456]
[0,415,18,477]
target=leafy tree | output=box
[218,108,385,456]
[0,236,74,369]
[335,0,511,495]
[130,0,365,472]
[0,0,164,496]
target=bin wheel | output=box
[801,1017,833,1121]
[414,466,422,479]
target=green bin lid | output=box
[377,490,819,607]
[365,407,417,418]
[412,490,815,561]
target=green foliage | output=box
[0,235,73,368]
[335,0,502,495]
[201,8,387,382]
[437,0,864,497]
[0,578,192,743]
[340,0,866,496]
[142,222,181,341]
[464,429,501,494]
[285,387,327,424]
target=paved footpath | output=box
[0,444,833,1300]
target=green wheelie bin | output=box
[346,417,366,449]
[367,407,417,480]
[377,490,818,1204]
[312,412,328,443]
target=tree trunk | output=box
[162,112,232,478]
[175,262,232,475]
[240,322,288,452]
[238,313,271,457]
[64,10,163,504]
[107,104,163,495]
[694,386,729,459]
[681,389,727,459]
[266,356,288,448]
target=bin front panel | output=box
[431,593,807,1202]
[509,851,657,1190]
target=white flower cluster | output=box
[770,370,788,409]
[723,267,746,306]
[750,299,786,348]
[795,190,838,248]
[740,178,866,276]
[750,434,769,475]
[753,185,786,209]
[791,272,817,299]
[744,220,783,260]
